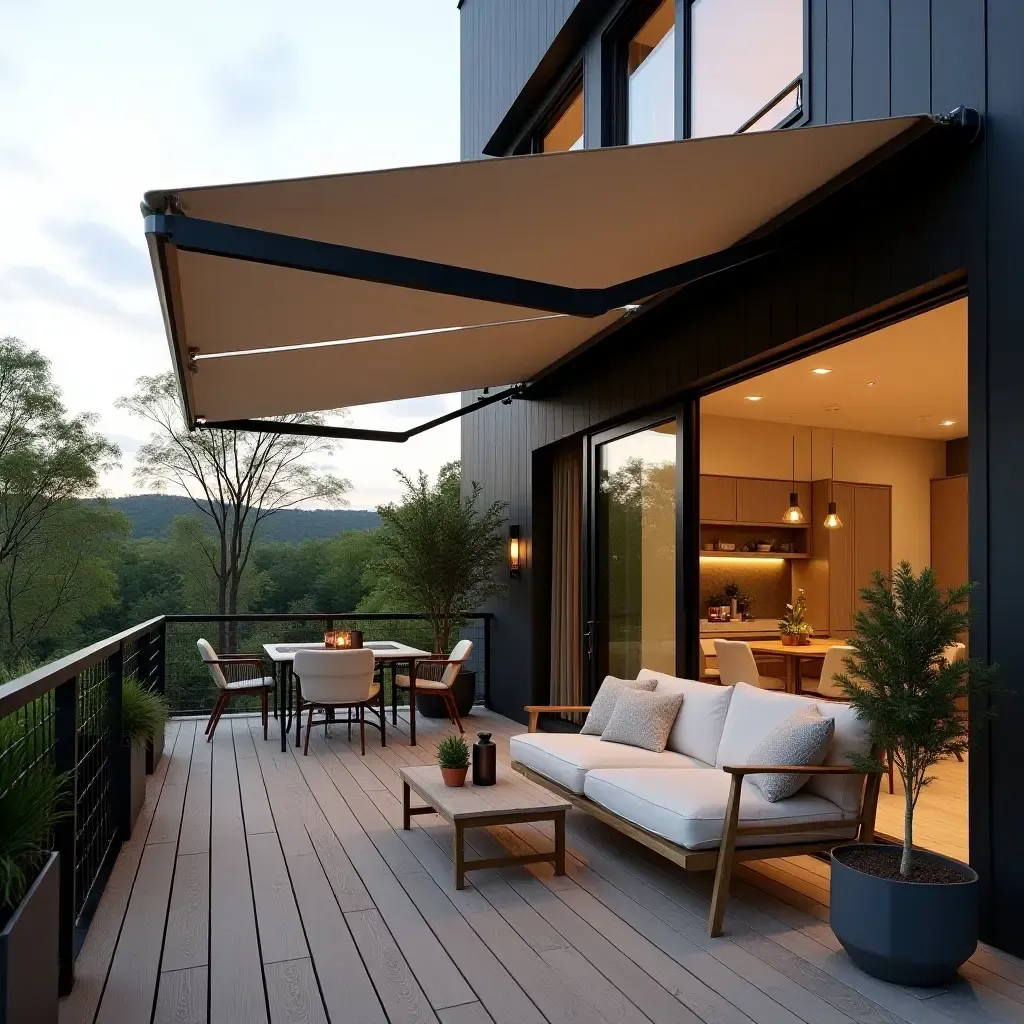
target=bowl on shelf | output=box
[755,543,773,552]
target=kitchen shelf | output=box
[699,551,809,559]
[700,520,810,529]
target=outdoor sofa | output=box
[511,671,881,936]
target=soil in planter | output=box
[835,845,971,884]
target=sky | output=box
[0,0,463,510]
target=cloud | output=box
[0,265,156,331]
[50,220,151,289]
[212,39,299,132]
[0,145,42,175]
[384,395,454,421]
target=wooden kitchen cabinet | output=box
[700,475,737,521]
[736,477,811,525]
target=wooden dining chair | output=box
[197,638,274,742]
[294,648,380,755]
[394,640,474,733]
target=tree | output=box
[118,373,350,643]
[836,563,993,877]
[364,462,505,653]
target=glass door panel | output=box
[595,420,677,681]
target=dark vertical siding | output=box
[852,0,890,118]
[889,0,931,114]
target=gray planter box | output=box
[146,725,165,774]
[830,842,978,986]
[130,740,146,832]
[0,851,59,1024]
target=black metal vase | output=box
[472,732,496,786]
[830,843,979,986]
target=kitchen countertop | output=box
[700,618,780,634]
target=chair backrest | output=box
[944,642,967,665]
[294,648,376,705]
[441,639,473,688]
[816,645,856,699]
[197,638,228,690]
[699,638,718,679]
[713,640,760,688]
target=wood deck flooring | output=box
[61,709,1021,1024]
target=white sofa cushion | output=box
[637,668,733,765]
[509,733,706,795]
[583,768,854,850]
[716,682,871,814]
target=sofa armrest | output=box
[721,764,878,777]
[524,704,591,733]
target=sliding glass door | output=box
[591,419,678,685]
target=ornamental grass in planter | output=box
[437,734,470,787]
[121,678,169,833]
[0,714,67,1022]
[830,563,993,986]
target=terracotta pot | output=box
[440,766,468,787]
[780,633,811,646]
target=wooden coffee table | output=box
[399,764,571,889]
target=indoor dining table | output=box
[263,640,431,751]
[745,638,845,695]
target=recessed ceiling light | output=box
[825,405,840,413]
[811,368,832,375]
[744,396,762,402]
[940,419,956,427]
[866,381,875,387]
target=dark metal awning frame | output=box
[143,106,980,442]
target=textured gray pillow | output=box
[746,706,835,803]
[580,676,657,736]
[599,688,685,752]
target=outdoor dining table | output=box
[263,640,431,752]
[745,638,845,695]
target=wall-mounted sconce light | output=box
[509,525,521,578]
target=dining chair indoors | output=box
[197,638,274,742]
[699,639,720,683]
[294,648,380,756]
[812,644,856,699]
[713,639,785,691]
[394,639,474,733]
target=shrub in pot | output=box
[437,734,470,787]
[778,588,813,646]
[0,714,67,1023]
[830,563,993,986]
[121,678,169,834]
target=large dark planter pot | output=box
[416,670,476,719]
[830,843,978,986]
[121,739,147,837]
[146,725,165,774]
[0,851,59,1024]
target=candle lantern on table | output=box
[324,629,363,649]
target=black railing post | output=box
[156,619,166,695]
[53,676,78,996]
[108,642,130,841]
[483,615,491,709]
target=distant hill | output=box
[91,494,380,542]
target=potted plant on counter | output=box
[437,734,470,787]
[778,589,813,645]
[121,678,169,834]
[0,714,67,1022]
[829,563,993,986]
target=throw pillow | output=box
[580,676,657,736]
[599,688,685,752]
[745,706,835,803]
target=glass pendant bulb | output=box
[823,500,843,530]
[782,493,805,523]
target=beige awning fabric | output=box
[143,114,943,427]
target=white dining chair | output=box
[813,644,856,699]
[197,638,274,742]
[713,640,785,691]
[944,642,967,664]
[394,639,473,733]
[699,639,720,682]
[293,648,379,756]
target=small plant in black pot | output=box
[830,563,993,986]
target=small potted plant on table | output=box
[437,735,470,787]
[121,678,169,833]
[829,563,992,986]
[779,588,813,645]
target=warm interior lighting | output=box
[781,435,805,523]
[940,419,956,427]
[744,395,762,402]
[811,367,832,375]
[823,501,843,530]
[509,525,521,578]
[325,629,363,649]
[699,555,786,565]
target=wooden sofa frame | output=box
[516,705,882,937]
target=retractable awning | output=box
[143,109,979,439]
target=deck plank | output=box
[153,966,208,1024]
[178,720,212,857]
[247,831,309,965]
[162,852,209,973]
[264,959,329,1024]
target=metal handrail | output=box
[736,75,803,135]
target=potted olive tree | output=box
[121,678,169,833]
[830,563,992,985]
[366,463,505,718]
[0,714,66,1023]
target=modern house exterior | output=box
[458,0,1024,956]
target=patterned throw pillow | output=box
[745,706,835,803]
[599,688,685,752]
[580,676,657,736]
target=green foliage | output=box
[0,714,67,912]
[364,463,505,653]
[723,581,741,599]
[436,734,470,770]
[836,563,994,876]
[778,588,813,636]
[121,677,170,745]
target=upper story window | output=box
[542,83,584,152]
[628,0,675,144]
[689,0,804,138]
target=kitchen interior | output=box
[699,298,969,861]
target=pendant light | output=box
[781,435,805,523]
[823,430,843,530]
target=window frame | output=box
[514,63,586,155]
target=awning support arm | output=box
[144,212,775,319]
[199,383,524,443]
